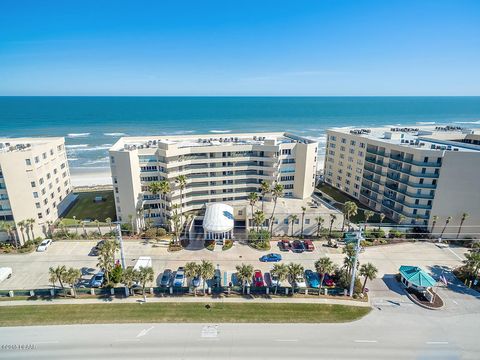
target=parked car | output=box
[260,253,282,262]
[173,267,185,287]
[0,267,13,283]
[90,271,104,288]
[304,270,320,288]
[269,273,282,288]
[212,268,222,288]
[303,240,315,252]
[253,270,265,287]
[89,239,106,256]
[191,275,201,288]
[321,273,335,287]
[291,240,305,253]
[36,239,52,252]
[278,239,292,252]
[290,273,307,288]
[160,269,172,287]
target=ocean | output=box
[1,96,480,175]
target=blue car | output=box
[305,270,320,288]
[90,271,104,288]
[260,253,282,262]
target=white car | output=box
[291,275,307,288]
[0,267,13,283]
[36,239,52,252]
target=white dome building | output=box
[203,203,234,243]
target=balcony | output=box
[386,173,436,189]
[387,164,439,178]
[363,174,385,186]
[365,156,385,166]
[366,148,388,157]
[384,183,434,199]
[381,200,429,219]
[362,181,383,195]
[363,166,386,177]
[389,155,441,167]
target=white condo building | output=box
[0,137,74,242]
[109,132,319,233]
[324,126,480,238]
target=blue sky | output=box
[0,0,479,95]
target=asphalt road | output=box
[0,306,478,360]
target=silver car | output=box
[160,269,172,287]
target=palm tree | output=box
[199,260,215,296]
[65,267,82,298]
[81,220,87,238]
[359,263,378,292]
[440,216,452,238]
[378,213,386,230]
[17,220,26,244]
[430,215,438,234]
[315,257,335,289]
[456,213,469,239]
[72,216,79,236]
[236,263,254,294]
[121,267,137,296]
[184,261,200,296]
[315,216,324,238]
[106,217,113,232]
[300,206,307,238]
[49,265,67,291]
[290,215,298,237]
[253,210,265,233]
[463,251,480,279]
[342,201,358,231]
[94,219,101,235]
[27,218,36,240]
[398,215,406,224]
[248,192,259,230]
[159,180,172,227]
[270,263,288,294]
[136,266,154,301]
[329,214,337,236]
[97,240,118,285]
[48,266,58,290]
[269,183,284,236]
[175,175,187,218]
[364,210,374,231]
[260,181,270,211]
[46,220,54,238]
[0,222,17,248]
[342,243,357,277]
[287,263,304,295]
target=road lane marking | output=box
[136,326,154,338]
[201,325,219,338]
[275,339,298,342]
[32,341,59,345]
[426,341,449,345]
[354,340,378,343]
[113,339,140,343]
[452,300,458,305]
[446,247,463,261]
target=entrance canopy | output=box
[399,265,436,288]
[203,203,234,233]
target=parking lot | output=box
[0,239,468,292]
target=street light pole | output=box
[349,230,364,297]
[116,222,126,269]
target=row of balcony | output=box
[366,148,442,167]
[388,163,439,178]
[381,200,429,219]
[386,173,436,189]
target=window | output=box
[25,159,31,166]
[34,156,39,163]
[305,219,310,225]
[33,192,38,198]
[35,202,40,209]
[42,152,47,159]
[284,218,289,224]
[37,213,43,219]
[50,149,54,156]
[39,178,44,185]
[46,173,51,180]
[31,181,36,188]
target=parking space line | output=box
[354,340,378,343]
[274,339,298,342]
[426,341,449,345]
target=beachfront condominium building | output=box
[324,126,480,238]
[109,132,318,230]
[0,137,74,242]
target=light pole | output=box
[115,222,126,269]
[349,230,364,297]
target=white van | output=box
[133,256,152,271]
[0,267,13,283]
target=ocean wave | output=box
[104,132,127,136]
[66,144,89,149]
[83,157,110,165]
[67,133,90,138]
[67,144,112,152]
[67,158,79,161]
[454,120,480,124]
[210,130,232,134]
[416,121,436,125]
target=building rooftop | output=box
[399,265,437,288]
[0,137,64,154]
[330,126,480,153]
[109,132,316,152]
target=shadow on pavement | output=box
[381,274,404,296]
[428,264,480,299]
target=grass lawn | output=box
[62,190,116,223]
[0,302,370,326]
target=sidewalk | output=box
[0,294,370,307]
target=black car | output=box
[291,240,305,253]
[89,240,106,256]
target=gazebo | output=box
[399,265,437,292]
[203,203,234,244]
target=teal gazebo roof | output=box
[399,265,437,288]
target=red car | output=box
[303,240,315,252]
[278,239,292,252]
[253,270,265,287]
[321,273,335,287]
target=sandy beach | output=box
[70,167,112,187]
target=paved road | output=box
[0,305,478,360]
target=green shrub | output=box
[205,240,215,251]
[144,227,158,239]
[222,240,233,251]
[157,228,167,237]
[389,229,405,239]
[109,264,123,284]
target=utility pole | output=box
[116,222,126,269]
[349,230,364,297]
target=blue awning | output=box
[399,265,436,288]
